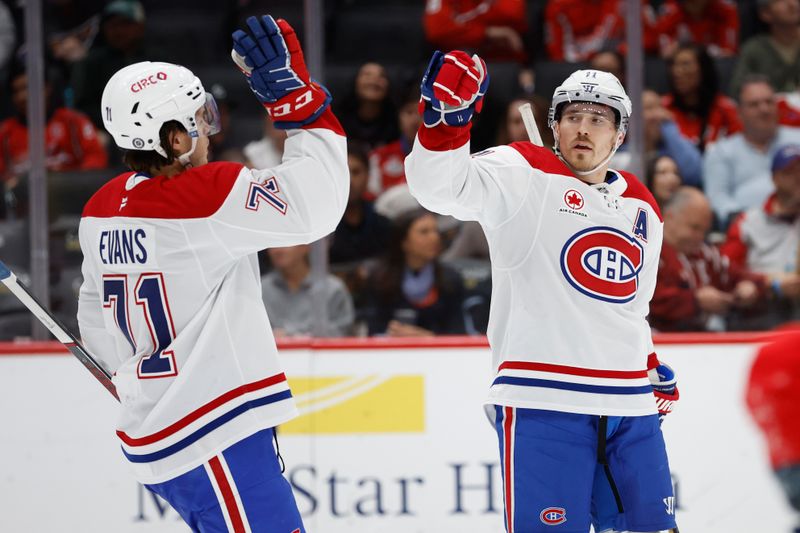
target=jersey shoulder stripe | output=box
[82,161,245,219]
[615,169,663,221]
[508,142,575,176]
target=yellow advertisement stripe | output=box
[282,375,424,434]
[294,375,381,410]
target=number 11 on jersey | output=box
[103,272,178,379]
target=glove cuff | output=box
[264,82,332,129]
[417,121,471,152]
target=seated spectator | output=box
[662,43,741,151]
[423,0,528,62]
[243,116,286,169]
[730,0,800,97]
[746,328,800,532]
[362,209,466,336]
[616,89,702,185]
[330,143,392,265]
[368,85,420,199]
[703,76,800,227]
[650,187,765,332]
[261,244,355,338]
[655,0,739,58]
[70,0,151,128]
[721,144,800,328]
[335,62,398,150]
[545,0,659,62]
[645,154,683,209]
[0,62,107,184]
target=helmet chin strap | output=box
[177,136,199,169]
[554,130,625,178]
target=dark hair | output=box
[372,209,441,305]
[737,73,775,102]
[121,120,186,173]
[347,141,370,169]
[667,43,719,117]
[644,153,683,190]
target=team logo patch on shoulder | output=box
[246,176,288,215]
[560,226,644,303]
[563,189,584,210]
[540,507,567,526]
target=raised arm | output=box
[210,15,348,253]
[405,50,540,230]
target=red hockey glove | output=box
[648,353,679,424]
[232,15,331,129]
[420,50,489,127]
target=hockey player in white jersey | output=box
[77,15,347,532]
[406,51,680,533]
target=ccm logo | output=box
[131,72,168,93]
[540,507,567,526]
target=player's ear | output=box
[169,130,182,149]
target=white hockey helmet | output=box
[100,61,220,159]
[548,69,632,134]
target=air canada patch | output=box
[560,226,644,303]
[540,507,567,526]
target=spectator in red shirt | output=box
[424,0,528,62]
[0,63,107,184]
[721,144,800,328]
[650,187,765,331]
[544,0,659,61]
[746,328,800,529]
[655,0,739,58]
[662,43,742,150]
[367,85,421,199]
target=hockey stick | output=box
[518,102,544,147]
[0,260,119,401]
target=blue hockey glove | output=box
[648,354,679,424]
[420,50,489,128]
[231,15,331,128]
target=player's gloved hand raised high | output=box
[648,356,679,424]
[231,15,331,129]
[420,50,490,128]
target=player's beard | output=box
[567,151,597,172]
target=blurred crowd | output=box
[1,0,800,339]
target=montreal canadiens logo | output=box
[564,189,584,210]
[560,226,644,304]
[540,507,567,526]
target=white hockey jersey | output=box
[406,126,662,417]
[77,109,348,483]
